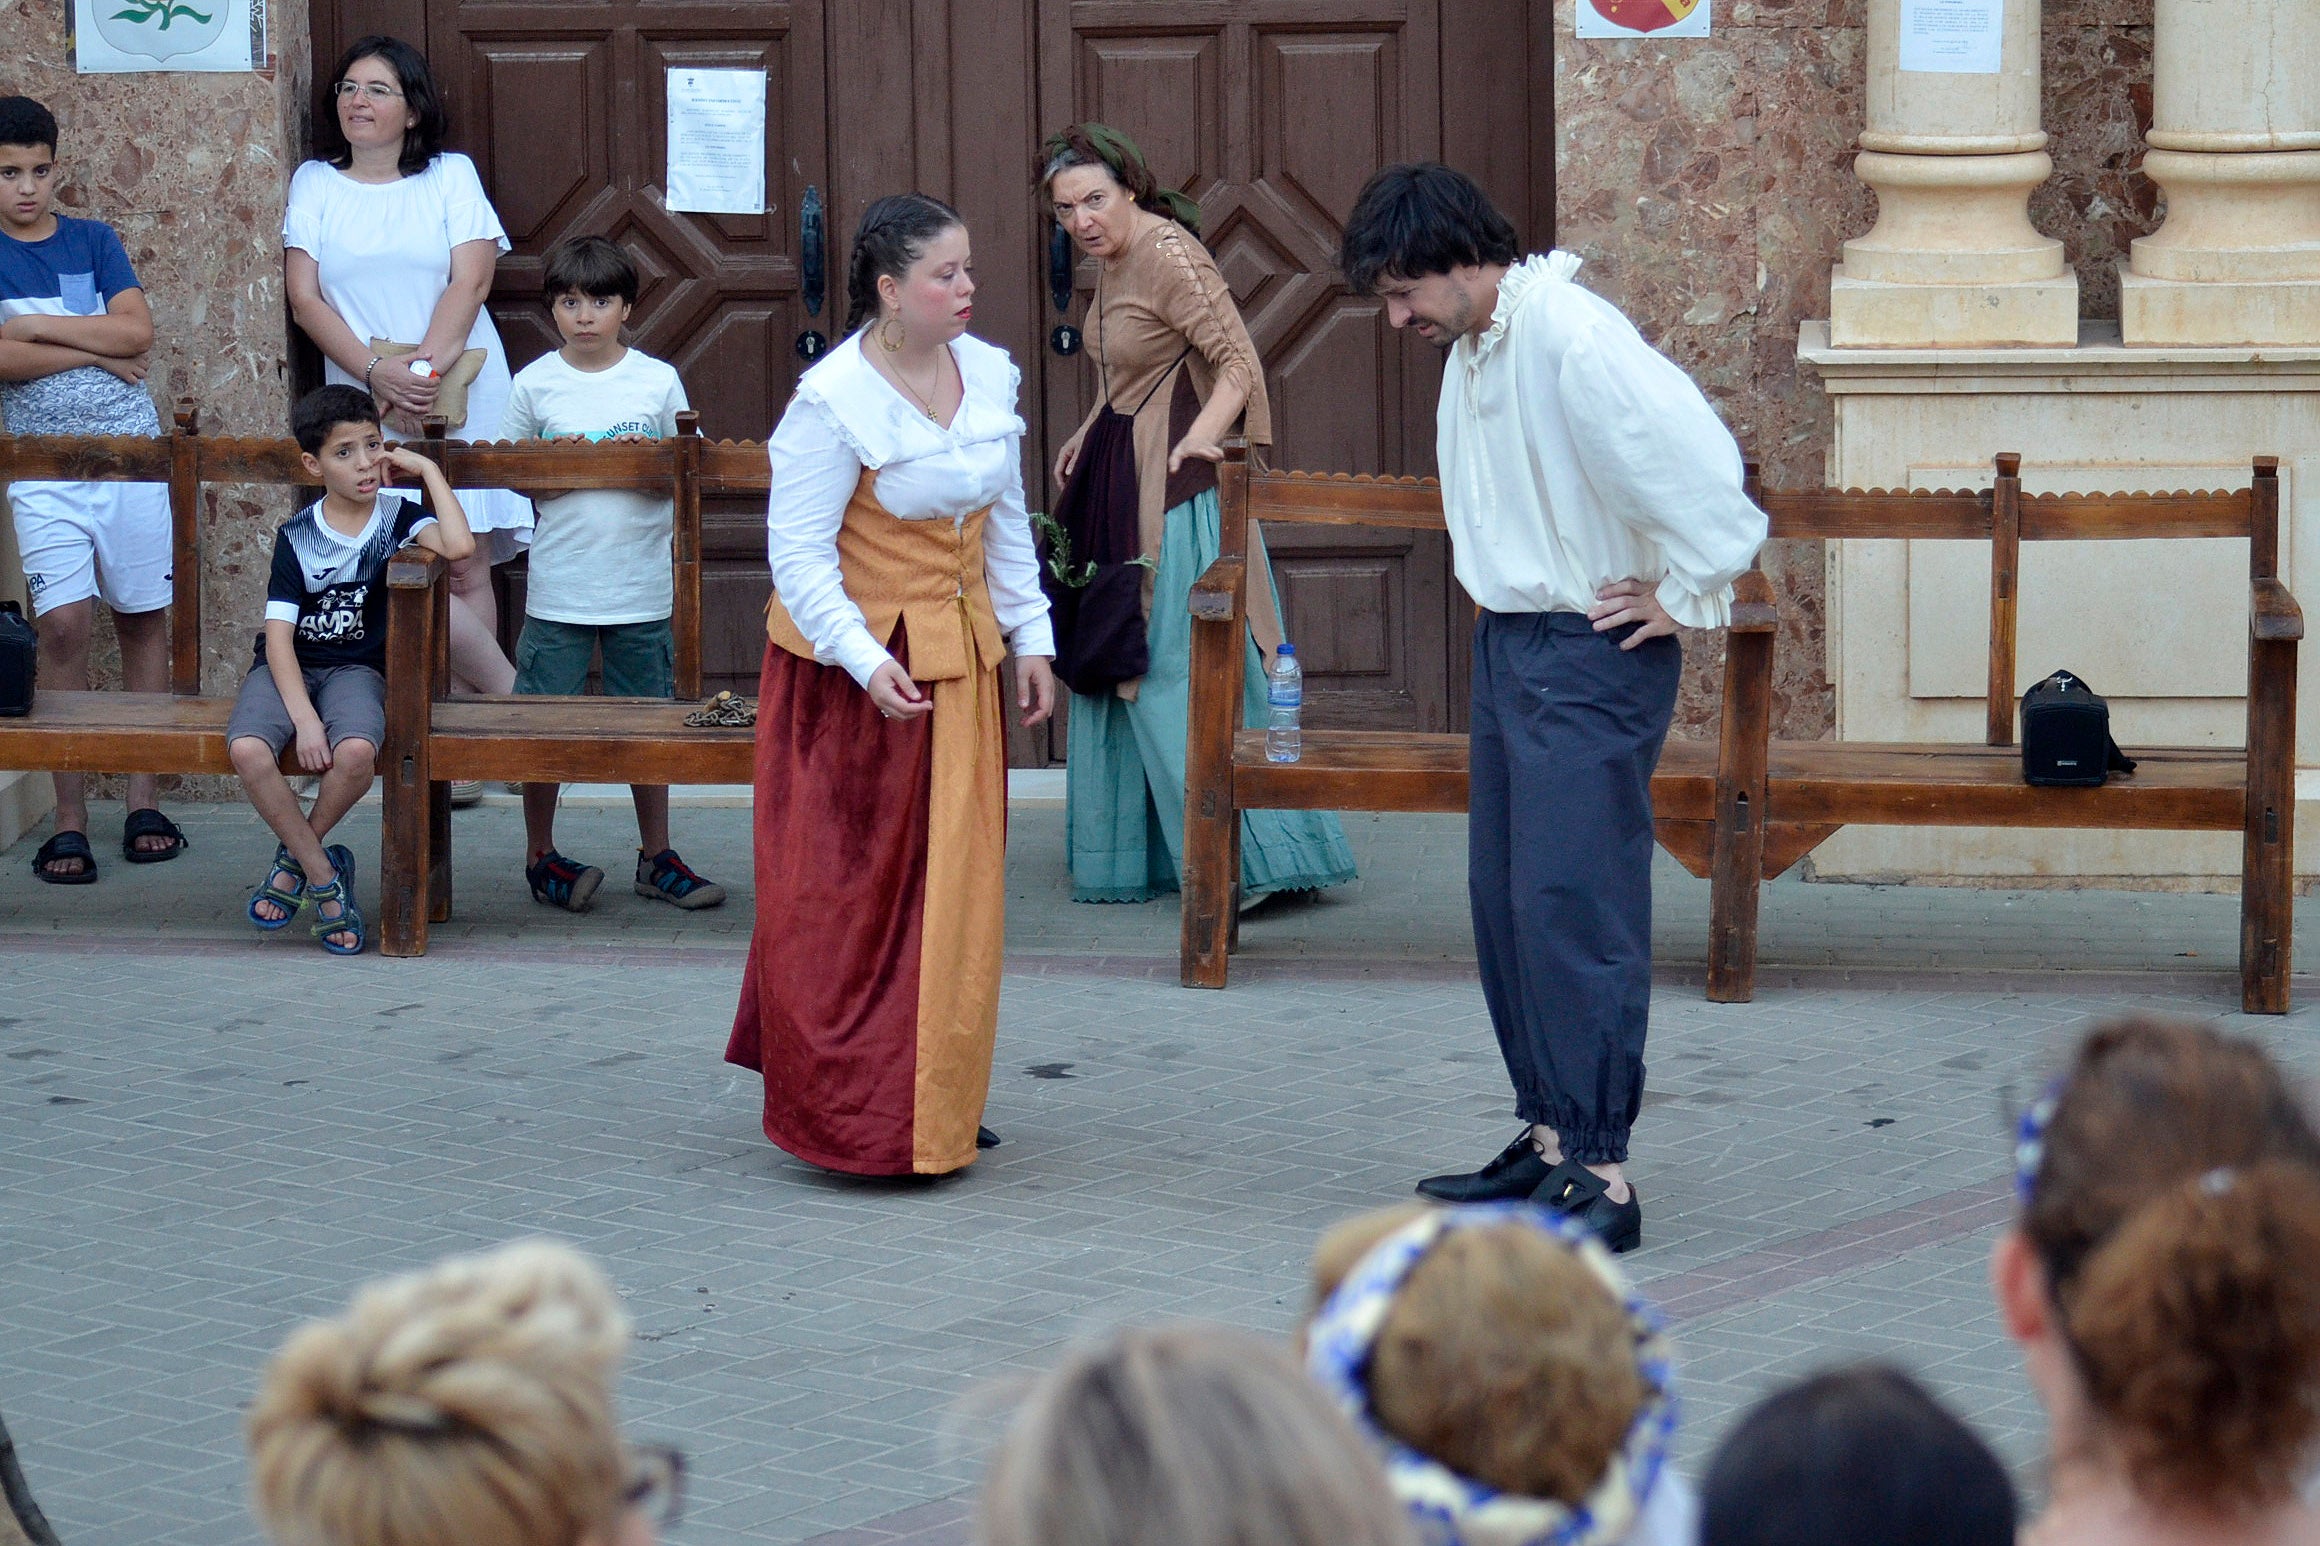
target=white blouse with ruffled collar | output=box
[765,331,1053,687]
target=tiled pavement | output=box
[3,796,2315,1544]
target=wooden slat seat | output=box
[423,698,755,785]
[1763,743,2250,830]
[1226,729,1721,824]
[0,690,239,774]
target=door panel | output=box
[1037,1,1453,733]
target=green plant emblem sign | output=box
[93,0,227,59]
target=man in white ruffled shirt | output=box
[1340,164,1767,1252]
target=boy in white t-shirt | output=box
[502,235,724,914]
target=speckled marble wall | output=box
[1,0,309,725]
[1555,0,2155,739]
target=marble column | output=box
[1829,0,2079,347]
[2120,0,2320,345]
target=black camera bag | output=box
[2020,669,2135,787]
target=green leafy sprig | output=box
[110,0,214,29]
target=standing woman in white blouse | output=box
[725,195,1057,1178]
[283,36,523,700]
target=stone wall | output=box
[1554,0,2156,738]
[0,0,309,707]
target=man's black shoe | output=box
[1415,1131,1552,1203]
[1534,1160,1643,1254]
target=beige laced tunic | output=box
[1082,217,1286,694]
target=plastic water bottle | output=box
[1265,643,1303,763]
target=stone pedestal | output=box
[2121,0,2320,345]
[1829,0,2077,347]
[1797,320,2320,885]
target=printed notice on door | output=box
[1898,0,2003,73]
[666,68,766,215]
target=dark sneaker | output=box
[1534,1160,1643,1254]
[527,850,605,912]
[1416,1130,1553,1203]
[636,848,727,910]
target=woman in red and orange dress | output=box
[725,194,1056,1177]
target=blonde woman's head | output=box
[977,1324,1409,1546]
[247,1239,643,1546]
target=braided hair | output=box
[1037,123,1201,236]
[843,192,964,337]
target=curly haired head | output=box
[2022,1016,2320,1512]
[246,1239,633,1546]
[1308,1206,1645,1504]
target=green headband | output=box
[1045,123,1202,235]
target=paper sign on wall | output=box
[73,0,264,72]
[1576,0,1710,40]
[665,68,767,216]
[1898,0,2004,73]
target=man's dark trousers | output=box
[1469,609,1680,1166]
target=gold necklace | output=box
[895,349,946,422]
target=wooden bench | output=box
[373,417,782,955]
[0,411,773,952]
[0,406,323,788]
[1183,449,2300,1015]
[1179,445,1777,995]
[1739,455,2298,1014]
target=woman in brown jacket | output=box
[1040,124,1355,904]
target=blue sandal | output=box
[247,845,306,930]
[308,846,363,956]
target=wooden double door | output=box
[310,0,1549,758]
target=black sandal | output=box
[31,831,97,885]
[121,808,188,864]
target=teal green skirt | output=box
[1065,487,1359,903]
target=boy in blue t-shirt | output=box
[0,95,181,883]
[228,386,475,955]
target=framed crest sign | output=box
[1575,0,1710,39]
[73,0,264,70]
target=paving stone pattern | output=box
[3,802,2315,1544]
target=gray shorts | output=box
[226,662,388,755]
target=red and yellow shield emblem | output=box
[1585,0,1701,32]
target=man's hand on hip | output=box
[1588,578,1679,650]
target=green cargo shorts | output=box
[513,616,676,699]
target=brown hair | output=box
[1309,1206,1645,1504]
[2023,1016,2320,1511]
[976,1324,1409,1546]
[246,1240,632,1546]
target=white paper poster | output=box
[1898,0,2004,74]
[666,68,767,216]
[1575,0,1710,41]
[73,0,263,73]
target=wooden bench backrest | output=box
[0,403,785,701]
[1746,454,2282,747]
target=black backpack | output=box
[2020,669,2135,787]
[0,602,34,718]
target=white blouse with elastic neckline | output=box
[765,331,1054,688]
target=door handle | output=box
[1047,224,1082,356]
[796,184,829,363]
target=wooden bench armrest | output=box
[1730,569,1777,633]
[1189,556,1247,623]
[388,543,445,590]
[2253,578,2304,643]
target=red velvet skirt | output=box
[725,631,1007,1175]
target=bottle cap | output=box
[1276,642,1296,656]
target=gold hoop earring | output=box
[878,314,904,353]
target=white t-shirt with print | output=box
[501,347,691,625]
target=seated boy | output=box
[0,95,181,882]
[228,386,474,955]
[502,234,723,913]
